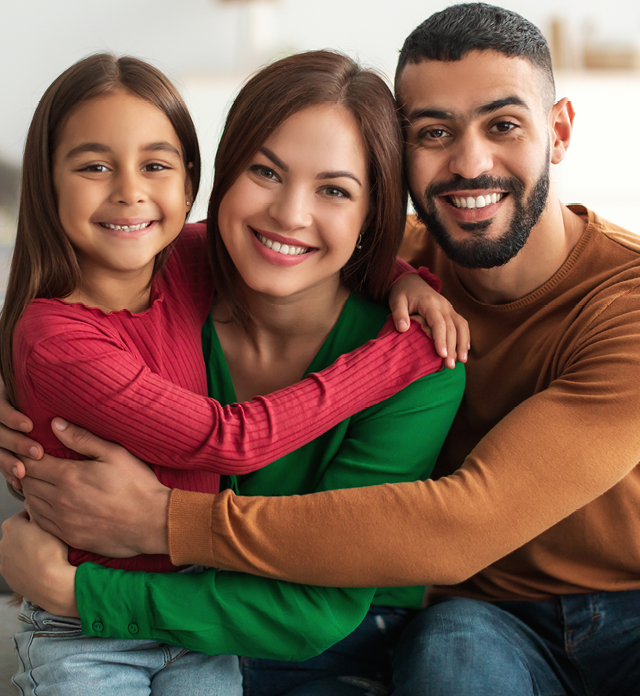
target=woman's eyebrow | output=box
[317,170,362,186]
[260,147,288,171]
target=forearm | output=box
[76,562,374,659]
[168,384,640,587]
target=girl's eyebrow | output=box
[64,141,182,160]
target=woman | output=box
[0,50,465,695]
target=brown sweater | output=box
[169,207,640,602]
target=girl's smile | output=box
[52,89,191,299]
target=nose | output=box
[111,168,146,205]
[448,130,494,180]
[268,185,312,231]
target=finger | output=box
[427,313,448,361]
[51,419,114,460]
[389,294,411,332]
[444,316,458,369]
[0,422,43,460]
[455,317,471,363]
[0,394,34,433]
[0,450,26,489]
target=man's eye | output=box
[419,128,450,141]
[491,121,518,133]
[250,165,278,180]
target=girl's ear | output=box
[185,162,194,207]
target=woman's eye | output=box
[322,186,349,199]
[250,165,279,181]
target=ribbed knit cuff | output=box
[168,488,216,567]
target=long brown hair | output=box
[0,53,201,404]
[207,50,407,325]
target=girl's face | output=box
[218,104,371,300]
[52,89,191,280]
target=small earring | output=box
[355,233,363,250]
[186,201,191,206]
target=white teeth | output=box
[102,222,152,232]
[257,233,308,256]
[450,193,504,209]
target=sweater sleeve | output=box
[24,317,442,474]
[76,363,464,657]
[167,286,640,586]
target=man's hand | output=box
[21,419,171,558]
[0,512,78,616]
[0,391,43,490]
[390,272,470,369]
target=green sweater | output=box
[76,294,464,660]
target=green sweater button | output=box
[128,622,139,635]
[92,621,103,632]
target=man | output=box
[2,4,640,694]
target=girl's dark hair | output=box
[0,53,200,404]
[207,50,407,325]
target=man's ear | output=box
[549,98,575,165]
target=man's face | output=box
[397,50,553,269]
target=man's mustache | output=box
[424,175,525,198]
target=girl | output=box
[1,51,465,695]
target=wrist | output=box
[45,564,79,618]
[139,484,171,555]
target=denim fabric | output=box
[390,591,640,696]
[12,600,242,695]
[242,606,415,696]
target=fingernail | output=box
[398,320,408,330]
[29,446,40,458]
[12,466,18,477]
[442,348,448,357]
[53,419,69,431]
[19,422,31,432]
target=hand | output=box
[20,418,171,558]
[0,512,78,616]
[390,273,470,369]
[0,385,44,490]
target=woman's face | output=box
[218,103,370,300]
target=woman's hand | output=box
[390,272,470,369]
[0,511,78,616]
[21,419,171,558]
[0,387,44,490]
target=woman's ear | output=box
[549,98,575,165]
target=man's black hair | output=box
[396,3,555,106]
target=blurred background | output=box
[1,0,640,300]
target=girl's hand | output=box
[20,419,171,558]
[0,511,78,617]
[0,387,44,490]
[390,272,470,369]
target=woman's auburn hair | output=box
[207,50,407,326]
[0,53,201,405]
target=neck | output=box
[65,262,155,313]
[454,198,586,305]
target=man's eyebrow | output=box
[260,147,288,172]
[406,107,452,122]
[476,96,530,115]
[317,170,362,187]
[406,96,530,123]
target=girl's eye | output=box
[144,162,168,172]
[321,186,349,199]
[81,164,109,173]
[250,164,279,181]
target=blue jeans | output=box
[390,591,640,696]
[12,600,242,695]
[242,606,415,696]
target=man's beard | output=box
[411,158,550,270]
